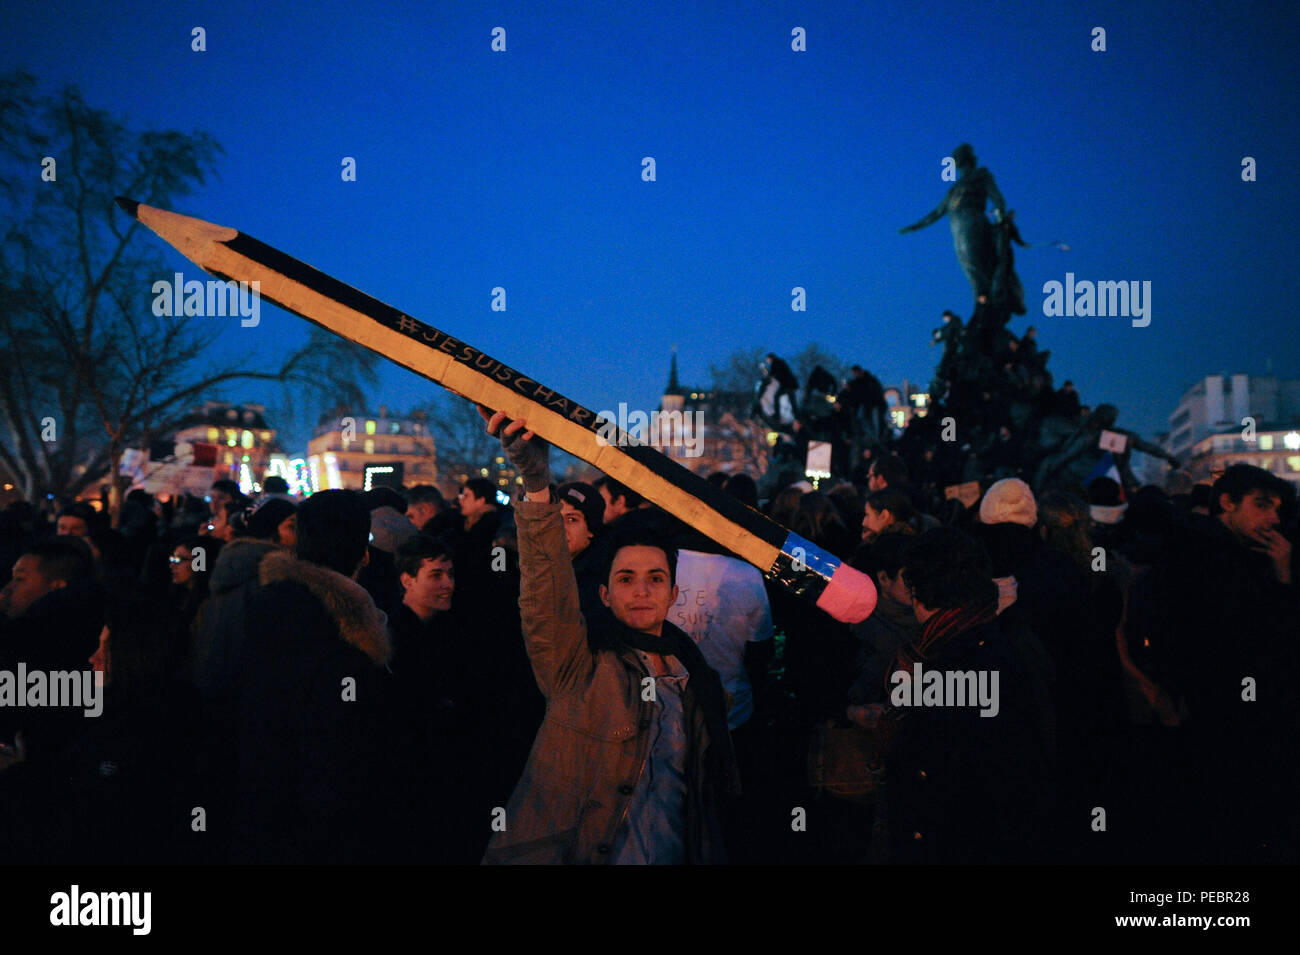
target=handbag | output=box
[806,719,888,804]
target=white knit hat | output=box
[978,478,1037,528]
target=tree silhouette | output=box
[0,70,376,505]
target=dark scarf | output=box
[586,607,732,760]
[881,592,999,719]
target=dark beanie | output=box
[246,497,297,539]
[558,482,604,535]
[1087,476,1126,525]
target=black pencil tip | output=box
[114,196,139,218]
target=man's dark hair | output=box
[901,527,994,610]
[869,454,910,489]
[210,479,240,497]
[855,530,912,582]
[1211,464,1292,516]
[826,481,861,522]
[707,471,730,490]
[223,499,253,537]
[57,501,96,527]
[26,535,95,584]
[407,485,446,508]
[865,488,915,524]
[461,477,495,504]
[594,475,645,511]
[125,488,153,507]
[364,486,407,512]
[263,475,291,494]
[296,489,371,576]
[723,473,759,509]
[601,525,677,588]
[791,492,849,551]
[394,533,454,580]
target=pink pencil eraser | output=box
[815,562,878,624]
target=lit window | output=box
[1287,457,1300,472]
[1285,432,1300,451]
[241,430,254,449]
[207,427,219,442]
[364,439,374,455]
[365,420,377,435]
[1259,435,1274,450]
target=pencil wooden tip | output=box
[114,196,139,218]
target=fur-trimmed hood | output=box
[257,550,391,667]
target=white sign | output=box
[805,441,832,479]
[1099,430,1128,453]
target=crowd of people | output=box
[0,410,1296,864]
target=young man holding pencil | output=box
[478,409,737,865]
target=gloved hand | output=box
[479,406,550,492]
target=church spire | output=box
[665,345,685,397]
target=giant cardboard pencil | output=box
[115,198,877,623]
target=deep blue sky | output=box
[8,0,1299,454]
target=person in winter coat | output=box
[848,533,923,705]
[0,536,104,763]
[1125,465,1298,862]
[864,526,1054,864]
[189,534,280,706]
[230,489,401,864]
[479,409,738,865]
[0,597,207,864]
[164,535,221,678]
[388,532,507,862]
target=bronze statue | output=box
[1033,404,1181,491]
[900,144,1024,314]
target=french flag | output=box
[1086,452,1125,500]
